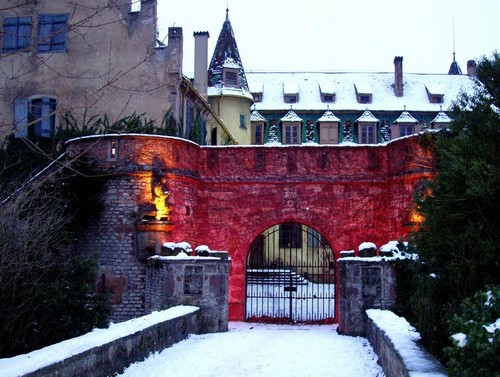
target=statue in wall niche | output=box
[140,176,171,221]
[153,182,170,220]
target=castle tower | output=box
[207,8,253,144]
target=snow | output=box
[366,309,445,375]
[358,241,377,251]
[246,71,474,112]
[451,333,468,348]
[118,322,386,377]
[356,110,379,123]
[483,318,500,334]
[0,306,198,377]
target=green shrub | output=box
[445,286,500,377]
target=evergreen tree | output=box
[407,52,500,358]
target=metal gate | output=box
[246,223,335,323]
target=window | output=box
[429,95,443,104]
[319,123,339,144]
[251,123,264,145]
[284,95,297,103]
[359,95,371,104]
[322,94,335,103]
[399,125,414,137]
[279,223,302,248]
[252,93,262,102]
[130,0,141,12]
[223,68,239,87]
[239,114,247,129]
[307,228,323,248]
[283,123,300,144]
[108,139,119,160]
[37,14,68,52]
[14,96,57,138]
[2,16,32,52]
[360,125,376,144]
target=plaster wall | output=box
[0,0,182,138]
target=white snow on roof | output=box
[281,109,303,122]
[283,81,299,94]
[249,81,263,93]
[319,81,336,94]
[356,110,379,123]
[246,71,474,112]
[425,83,444,95]
[317,109,340,122]
[354,82,372,95]
[250,109,267,122]
[223,57,240,69]
[431,110,454,123]
[393,110,418,124]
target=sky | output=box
[157,0,499,76]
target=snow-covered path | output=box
[119,322,385,377]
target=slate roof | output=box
[208,9,249,91]
[246,71,474,113]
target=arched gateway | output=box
[65,135,433,322]
[246,223,335,322]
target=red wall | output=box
[67,135,434,321]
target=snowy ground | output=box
[119,322,386,377]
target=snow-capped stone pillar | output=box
[337,258,396,336]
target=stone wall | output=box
[16,307,200,377]
[337,258,396,335]
[145,257,230,333]
[366,309,447,377]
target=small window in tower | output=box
[240,114,247,129]
[224,69,239,87]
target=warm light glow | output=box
[409,209,424,224]
[153,184,170,221]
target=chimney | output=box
[394,56,404,97]
[193,31,210,98]
[467,60,476,76]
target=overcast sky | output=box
[158,0,499,76]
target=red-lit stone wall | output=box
[66,135,434,321]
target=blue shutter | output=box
[37,15,52,52]
[37,14,68,52]
[40,97,55,137]
[13,98,28,138]
[18,17,33,49]
[2,19,18,51]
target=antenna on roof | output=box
[226,0,229,20]
[452,17,456,62]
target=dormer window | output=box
[223,68,239,87]
[355,110,379,144]
[252,92,262,102]
[425,84,444,104]
[319,82,336,103]
[354,83,372,104]
[280,109,303,145]
[283,82,299,104]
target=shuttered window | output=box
[37,14,68,52]
[2,16,33,52]
[13,97,57,138]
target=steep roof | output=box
[247,71,474,112]
[208,9,249,91]
[448,53,463,75]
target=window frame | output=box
[14,96,58,138]
[399,125,414,137]
[359,124,376,144]
[282,122,301,145]
[223,68,240,88]
[37,13,69,53]
[239,114,247,129]
[251,122,264,145]
[279,223,302,248]
[2,16,33,53]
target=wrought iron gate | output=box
[246,223,335,323]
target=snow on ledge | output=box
[366,309,446,376]
[0,306,199,377]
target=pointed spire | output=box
[208,8,249,90]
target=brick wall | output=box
[67,134,434,321]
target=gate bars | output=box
[246,223,335,323]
